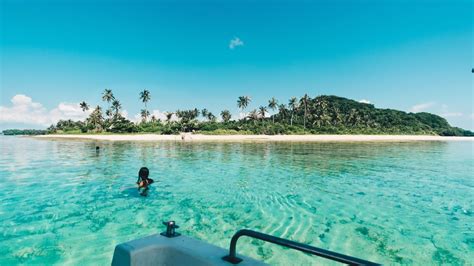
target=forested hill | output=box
[2,129,46,136]
[279,95,472,136]
[8,93,472,136]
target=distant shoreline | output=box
[34,134,474,142]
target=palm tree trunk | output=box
[145,102,148,121]
[304,108,307,129]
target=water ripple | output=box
[0,137,472,265]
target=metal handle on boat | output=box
[222,229,380,265]
[160,221,181,238]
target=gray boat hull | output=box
[112,234,267,266]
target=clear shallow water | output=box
[0,136,473,265]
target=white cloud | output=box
[166,113,179,122]
[151,110,168,121]
[120,110,129,120]
[238,112,249,119]
[438,104,463,118]
[133,109,178,122]
[358,99,371,104]
[0,94,90,126]
[440,112,463,118]
[133,113,142,122]
[121,109,139,122]
[229,37,244,49]
[410,102,435,113]
[50,103,89,122]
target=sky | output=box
[1,0,473,130]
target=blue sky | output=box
[1,0,472,130]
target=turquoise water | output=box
[0,136,473,265]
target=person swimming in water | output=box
[136,167,154,196]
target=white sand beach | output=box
[35,134,474,142]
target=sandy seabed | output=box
[35,134,474,142]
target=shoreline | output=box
[34,134,474,142]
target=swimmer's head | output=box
[139,167,149,179]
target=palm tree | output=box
[258,106,267,121]
[268,97,278,123]
[111,100,122,117]
[192,108,200,120]
[300,94,310,129]
[165,112,174,123]
[105,108,113,118]
[139,89,151,121]
[289,97,298,126]
[79,101,90,127]
[151,115,157,123]
[247,109,259,124]
[237,96,251,116]
[102,89,115,103]
[89,105,104,132]
[220,110,231,122]
[140,109,150,122]
[278,104,287,121]
[102,89,115,118]
[175,110,183,121]
[175,109,199,123]
[314,97,329,127]
[79,101,89,112]
[207,112,216,122]
[201,109,209,119]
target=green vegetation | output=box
[31,90,474,136]
[2,129,46,135]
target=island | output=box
[3,92,473,138]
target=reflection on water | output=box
[0,136,473,265]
